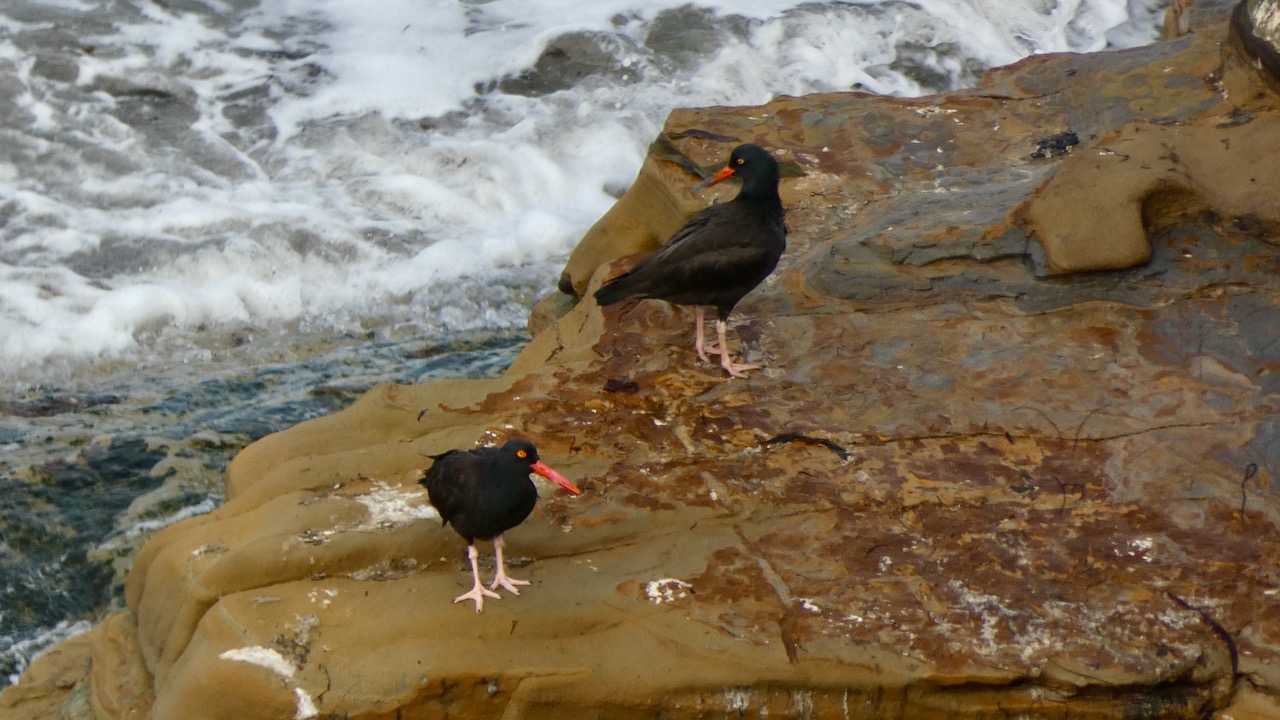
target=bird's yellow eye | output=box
[516,449,528,458]
[736,157,745,165]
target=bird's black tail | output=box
[593,273,636,307]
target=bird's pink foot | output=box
[714,319,760,378]
[456,543,501,613]
[454,582,501,614]
[721,356,762,378]
[489,570,530,595]
[488,535,530,596]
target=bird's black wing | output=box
[603,201,785,306]
[421,450,476,528]
[594,211,726,306]
[645,202,745,263]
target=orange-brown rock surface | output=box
[5,1,1280,718]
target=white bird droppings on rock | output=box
[218,646,296,678]
[645,578,692,604]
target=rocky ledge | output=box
[5,0,1280,718]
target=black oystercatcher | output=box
[420,438,581,613]
[593,143,786,378]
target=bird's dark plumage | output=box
[420,438,580,613]
[594,143,786,377]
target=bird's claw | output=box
[699,341,759,377]
[695,342,718,363]
[489,574,531,595]
[723,357,761,378]
[454,584,501,614]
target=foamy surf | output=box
[1,0,1165,382]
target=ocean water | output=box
[1,0,1166,688]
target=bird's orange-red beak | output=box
[693,165,736,192]
[532,460,581,495]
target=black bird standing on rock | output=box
[421,438,581,613]
[594,143,787,378]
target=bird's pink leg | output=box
[717,319,761,378]
[454,544,500,613]
[694,307,715,362]
[697,307,724,358]
[488,535,530,595]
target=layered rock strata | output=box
[5,1,1280,718]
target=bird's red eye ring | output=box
[516,449,527,458]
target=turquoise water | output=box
[0,331,524,684]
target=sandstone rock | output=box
[7,2,1280,718]
[0,629,93,720]
[1236,0,1280,79]
[557,151,723,297]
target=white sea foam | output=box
[1,619,92,686]
[0,0,1167,382]
[120,497,220,540]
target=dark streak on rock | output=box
[761,432,850,460]
[1166,591,1239,679]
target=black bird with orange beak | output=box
[594,143,786,378]
[421,438,581,613]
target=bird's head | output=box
[693,143,780,198]
[503,439,581,495]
